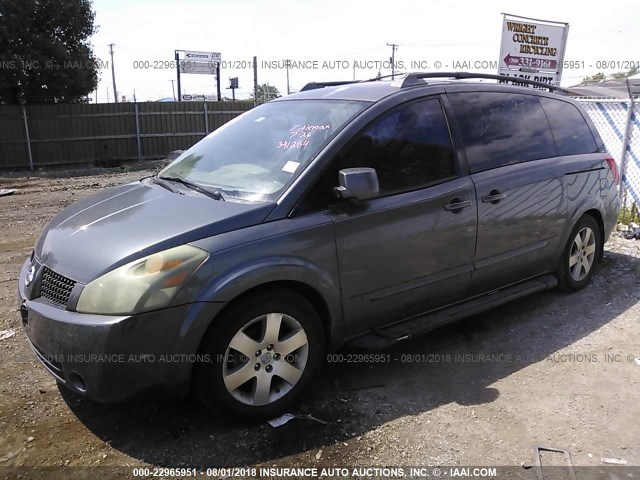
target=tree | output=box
[582,67,639,84]
[0,0,99,104]
[582,72,605,83]
[248,84,282,104]
[612,66,639,79]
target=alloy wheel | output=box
[222,312,309,406]
[569,226,596,282]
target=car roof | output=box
[276,79,444,102]
[275,73,570,103]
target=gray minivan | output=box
[18,72,620,420]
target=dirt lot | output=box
[0,165,639,477]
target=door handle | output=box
[481,190,506,204]
[444,199,472,212]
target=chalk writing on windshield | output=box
[277,140,310,149]
[289,124,331,138]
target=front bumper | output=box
[17,258,221,402]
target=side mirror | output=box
[334,168,380,201]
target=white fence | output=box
[575,98,640,213]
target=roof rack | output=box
[300,71,569,94]
[398,72,568,94]
[300,74,404,91]
[300,81,358,92]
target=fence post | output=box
[21,105,34,171]
[619,82,635,211]
[620,99,634,183]
[134,103,142,161]
[203,102,209,135]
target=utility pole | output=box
[285,59,291,95]
[169,80,176,101]
[253,56,258,107]
[387,42,399,79]
[108,43,118,103]
[216,62,221,101]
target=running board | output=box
[347,274,558,350]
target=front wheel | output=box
[196,288,324,421]
[556,215,602,292]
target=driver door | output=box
[311,98,477,335]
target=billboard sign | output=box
[174,49,222,101]
[498,14,569,87]
[182,51,221,63]
[180,61,216,75]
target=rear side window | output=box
[338,98,456,196]
[539,98,598,156]
[448,92,557,173]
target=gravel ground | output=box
[0,166,638,477]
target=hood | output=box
[35,179,276,283]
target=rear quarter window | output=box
[448,92,557,174]
[539,97,599,156]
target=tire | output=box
[196,288,324,421]
[556,214,602,292]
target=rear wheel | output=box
[556,215,601,292]
[196,288,324,421]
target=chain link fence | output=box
[575,98,640,224]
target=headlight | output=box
[76,245,208,315]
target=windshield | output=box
[158,99,368,202]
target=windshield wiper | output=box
[150,176,180,193]
[157,175,225,201]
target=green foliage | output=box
[248,84,282,103]
[582,67,638,84]
[612,66,639,79]
[0,0,99,104]
[583,72,606,83]
[618,204,640,225]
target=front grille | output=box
[40,267,76,307]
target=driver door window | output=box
[339,97,456,195]
[298,98,456,212]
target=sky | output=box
[88,0,640,102]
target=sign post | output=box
[228,77,239,100]
[174,50,222,102]
[175,50,182,101]
[498,14,569,88]
[216,63,221,101]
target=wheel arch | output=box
[200,280,336,350]
[190,280,332,417]
[582,208,605,261]
[185,279,338,396]
[563,199,606,257]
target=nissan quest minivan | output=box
[18,72,621,420]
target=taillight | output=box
[604,155,620,186]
